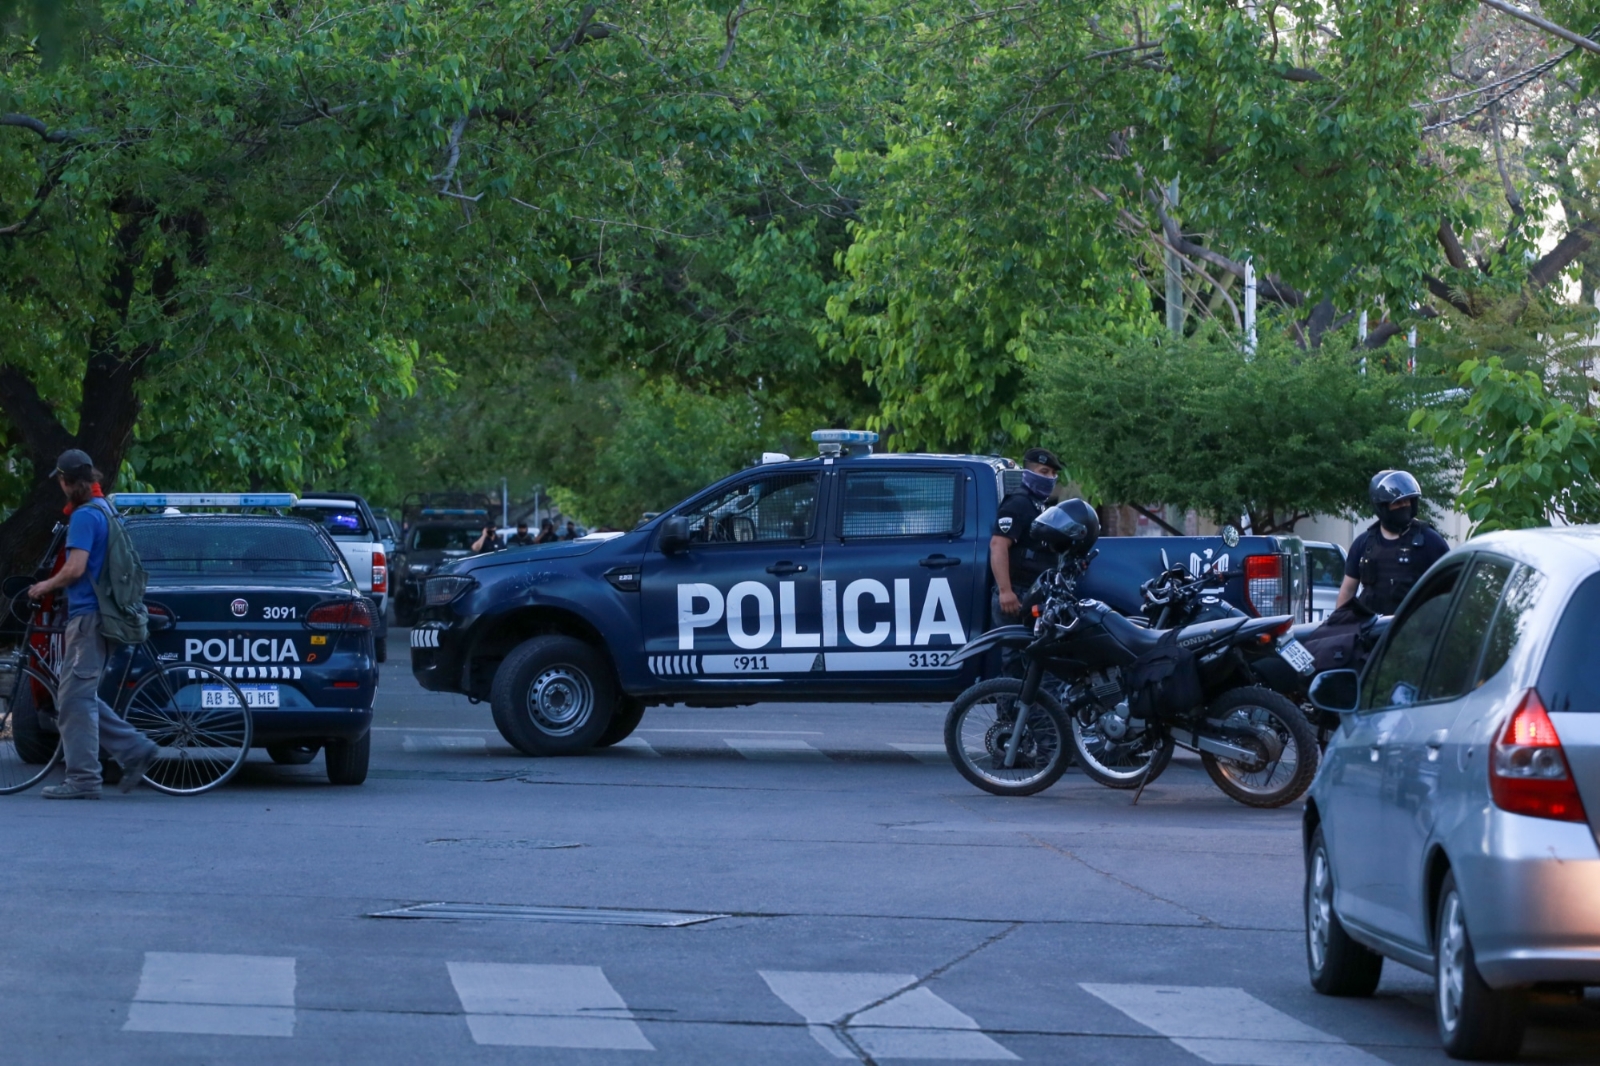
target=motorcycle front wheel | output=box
[943,678,1071,797]
[1199,686,1319,808]
[1069,706,1176,790]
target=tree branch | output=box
[718,0,751,71]
[1129,503,1185,537]
[1424,274,1475,315]
[1140,184,1306,305]
[1478,0,1600,56]
[0,113,83,143]
[1489,103,1525,216]
[1437,219,1470,271]
[1529,218,1599,289]
[0,365,73,459]
[553,5,617,55]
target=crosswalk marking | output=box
[124,952,295,1037]
[447,962,653,1050]
[401,734,487,753]
[611,736,660,757]
[724,738,829,761]
[889,742,949,764]
[761,970,1016,1061]
[1081,984,1386,1065]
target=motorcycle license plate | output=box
[1277,638,1316,676]
[201,685,279,709]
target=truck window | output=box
[1307,546,1344,589]
[839,471,960,539]
[681,473,819,544]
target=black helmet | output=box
[1369,470,1422,509]
[1032,498,1100,556]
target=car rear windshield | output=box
[408,526,482,551]
[128,519,344,577]
[1539,570,1600,713]
[289,504,371,537]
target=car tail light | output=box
[1490,689,1588,822]
[372,550,387,595]
[1244,554,1288,617]
[306,599,375,631]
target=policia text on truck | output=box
[410,431,1308,756]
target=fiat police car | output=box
[114,493,379,784]
[412,431,1309,757]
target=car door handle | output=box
[919,555,960,568]
[766,561,807,576]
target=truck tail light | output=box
[1490,689,1587,823]
[372,550,387,595]
[1244,554,1288,617]
[306,599,375,631]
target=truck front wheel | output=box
[490,636,616,756]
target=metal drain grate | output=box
[368,903,730,926]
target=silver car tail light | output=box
[1490,689,1588,823]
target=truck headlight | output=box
[424,575,477,606]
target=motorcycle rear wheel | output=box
[944,678,1071,797]
[1069,708,1176,790]
[1200,686,1319,808]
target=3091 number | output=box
[263,606,297,620]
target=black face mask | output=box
[1378,501,1416,534]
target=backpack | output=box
[88,498,149,644]
[1125,630,1204,722]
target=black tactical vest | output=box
[1356,522,1431,615]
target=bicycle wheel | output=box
[0,665,61,794]
[123,663,253,795]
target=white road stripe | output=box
[889,742,950,764]
[124,952,295,1037]
[724,738,829,761]
[762,970,1016,1061]
[611,737,660,757]
[1081,984,1387,1065]
[447,962,653,1050]
[402,735,487,753]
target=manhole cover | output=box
[368,903,729,926]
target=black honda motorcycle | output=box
[942,500,1320,808]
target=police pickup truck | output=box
[411,432,1308,756]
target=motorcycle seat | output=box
[1097,607,1165,655]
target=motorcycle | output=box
[941,501,1320,808]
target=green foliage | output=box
[1031,328,1447,532]
[1412,356,1600,532]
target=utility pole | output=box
[1358,311,1368,375]
[501,477,509,528]
[1164,178,1183,336]
[1243,257,1257,354]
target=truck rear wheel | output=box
[595,697,646,748]
[490,636,616,756]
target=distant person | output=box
[563,520,580,540]
[506,521,537,547]
[535,519,559,544]
[26,450,161,799]
[471,524,503,553]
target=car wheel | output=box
[595,697,646,747]
[490,636,616,756]
[324,733,370,785]
[374,637,388,664]
[268,743,320,765]
[1435,872,1526,1060]
[1305,826,1383,996]
[9,681,58,765]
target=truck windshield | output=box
[409,526,482,551]
[128,519,344,577]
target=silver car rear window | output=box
[1540,570,1600,713]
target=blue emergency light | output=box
[419,508,488,516]
[110,493,299,508]
[810,429,879,444]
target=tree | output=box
[1030,329,1448,533]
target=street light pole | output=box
[1164,178,1182,336]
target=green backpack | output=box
[88,498,149,645]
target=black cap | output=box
[1022,447,1062,472]
[50,448,95,479]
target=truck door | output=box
[639,469,825,689]
[818,466,980,692]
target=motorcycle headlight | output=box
[424,575,477,606]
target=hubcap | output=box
[1437,892,1466,1035]
[1308,849,1333,972]
[525,666,594,736]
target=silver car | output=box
[1303,528,1600,1060]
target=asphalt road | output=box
[3,632,1596,1064]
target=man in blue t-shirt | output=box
[25,450,159,799]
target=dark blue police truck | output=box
[411,432,1307,755]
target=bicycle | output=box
[0,522,253,796]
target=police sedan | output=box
[114,494,378,785]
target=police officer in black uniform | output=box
[990,448,1063,625]
[1335,469,1450,616]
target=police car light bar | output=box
[419,508,488,516]
[810,429,879,444]
[110,493,299,508]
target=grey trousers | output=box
[57,612,157,789]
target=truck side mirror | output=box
[1308,669,1360,714]
[659,516,692,555]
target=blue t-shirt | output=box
[63,502,109,618]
